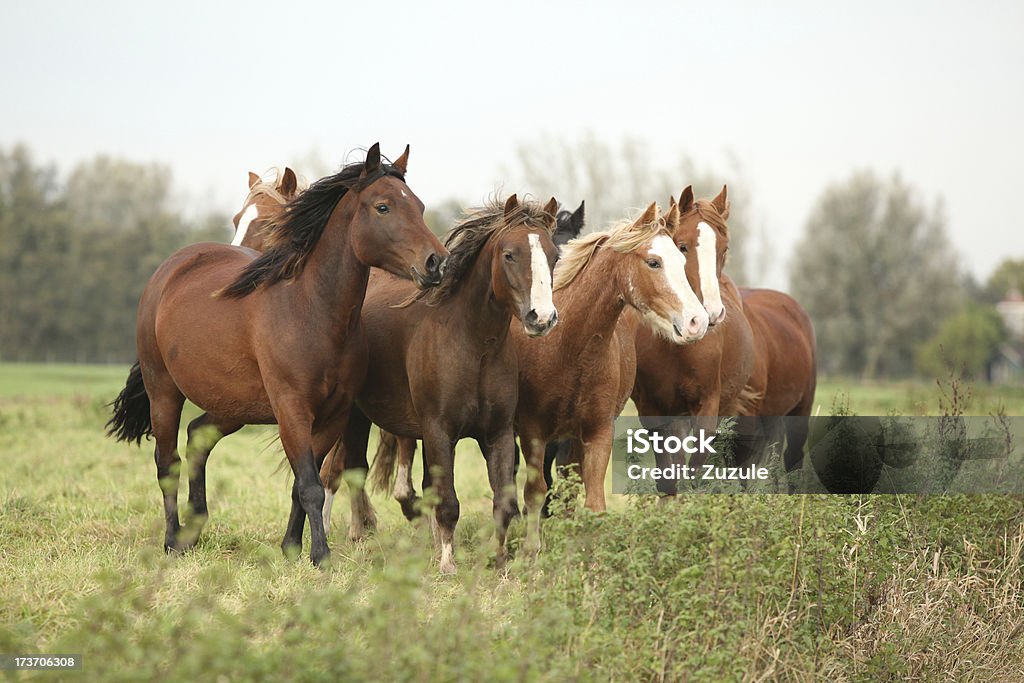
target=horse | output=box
[317,194,560,573]
[231,167,304,250]
[106,144,448,566]
[513,201,709,551]
[630,185,758,494]
[553,200,585,248]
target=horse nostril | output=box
[549,310,558,328]
[425,253,441,277]
[525,309,539,326]
[687,316,705,335]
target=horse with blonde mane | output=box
[513,201,709,550]
[231,168,305,251]
[319,195,560,573]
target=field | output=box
[1,363,1022,681]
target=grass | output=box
[0,363,1022,681]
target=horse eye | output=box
[504,252,515,262]
[646,259,661,269]
[678,243,689,253]
[375,203,389,214]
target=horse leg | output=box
[276,406,330,567]
[393,437,420,521]
[342,408,377,542]
[520,434,547,555]
[477,428,517,570]
[422,424,458,574]
[178,412,242,550]
[581,424,614,512]
[319,440,342,536]
[543,439,581,517]
[149,387,185,552]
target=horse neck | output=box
[446,238,513,342]
[555,248,628,354]
[291,197,369,337]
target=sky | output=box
[2,0,1022,288]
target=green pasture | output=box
[0,363,1022,681]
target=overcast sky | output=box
[2,1,1021,288]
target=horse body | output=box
[108,145,447,566]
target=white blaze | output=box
[648,235,708,341]
[696,222,724,320]
[528,233,555,323]
[231,204,258,246]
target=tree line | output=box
[2,141,1020,378]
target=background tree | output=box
[507,132,755,284]
[916,304,1007,381]
[981,258,1024,303]
[790,171,961,378]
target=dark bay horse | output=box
[514,202,709,550]
[630,186,758,493]
[231,167,303,250]
[106,144,448,566]
[318,195,560,573]
[554,200,585,248]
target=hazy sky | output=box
[2,1,1022,288]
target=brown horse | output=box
[630,186,758,493]
[231,167,304,250]
[737,287,817,472]
[106,144,448,566]
[317,194,560,573]
[514,201,709,549]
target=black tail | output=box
[106,361,153,445]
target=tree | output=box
[982,258,1024,303]
[916,304,1007,381]
[507,132,753,284]
[790,171,961,378]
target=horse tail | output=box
[106,361,152,445]
[368,429,401,494]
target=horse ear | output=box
[543,197,559,226]
[636,201,658,227]
[392,144,410,174]
[664,201,680,232]
[712,184,730,219]
[503,194,519,217]
[362,143,382,176]
[572,200,585,232]
[679,185,694,214]
[248,172,260,189]
[669,195,677,208]
[279,168,298,197]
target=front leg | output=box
[476,428,518,570]
[276,405,332,567]
[519,433,548,555]
[422,423,458,575]
[581,423,614,512]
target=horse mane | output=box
[220,159,404,298]
[408,196,556,306]
[690,198,729,240]
[553,207,666,291]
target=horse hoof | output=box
[399,496,421,521]
[438,559,457,575]
[311,548,331,569]
[280,540,302,560]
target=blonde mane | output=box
[553,207,667,290]
[238,168,310,214]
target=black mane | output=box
[220,159,405,298]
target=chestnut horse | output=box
[319,195,560,573]
[514,202,709,550]
[630,186,758,493]
[106,144,448,566]
[231,167,304,250]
